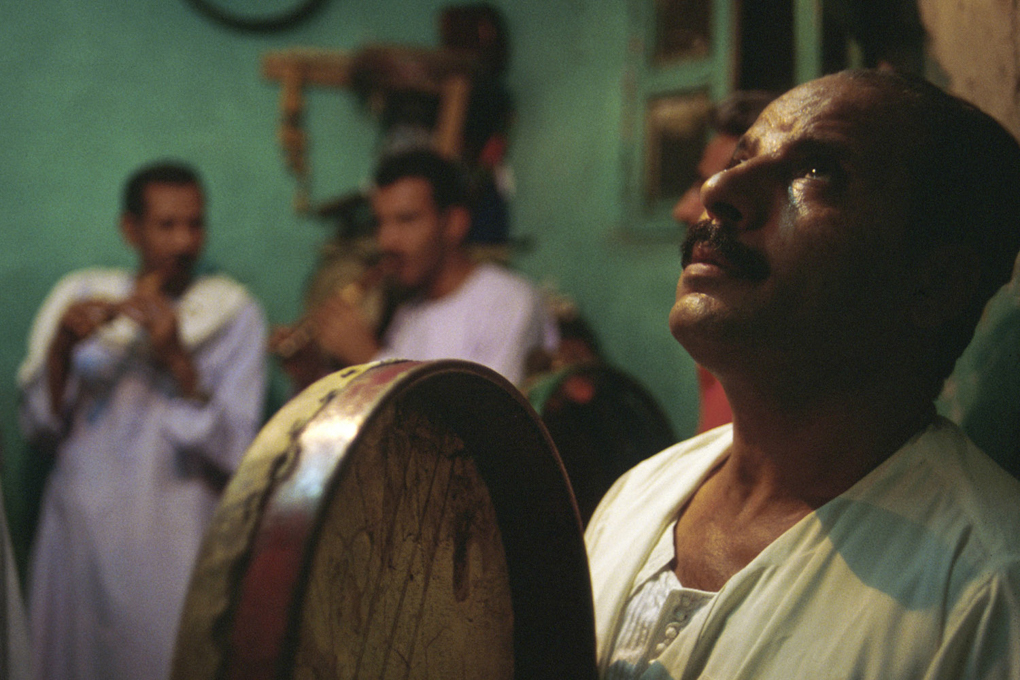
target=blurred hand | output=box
[310,293,379,367]
[120,279,184,367]
[269,324,332,391]
[56,299,120,346]
[119,272,201,399]
[47,298,121,414]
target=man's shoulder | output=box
[467,262,542,298]
[32,267,133,331]
[179,274,265,347]
[19,268,134,387]
[584,426,732,633]
[188,273,258,307]
[854,419,1020,566]
[929,422,1020,553]
[611,426,730,493]
[46,267,132,299]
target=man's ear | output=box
[120,213,141,250]
[442,205,472,248]
[908,243,981,329]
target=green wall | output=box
[0,0,699,565]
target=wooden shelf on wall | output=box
[262,45,479,213]
[262,48,356,88]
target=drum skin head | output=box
[172,359,597,680]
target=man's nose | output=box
[173,224,203,253]
[698,162,766,230]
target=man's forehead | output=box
[143,182,203,211]
[746,75,912,158]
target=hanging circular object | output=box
[184,0,329,33]
[172,359,597,680]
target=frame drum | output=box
[171,359,597,680]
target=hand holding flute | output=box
[46,271,202,412]
[121,270,203,400]
[269,262,389,391]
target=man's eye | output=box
[805,166,830,179]
[798,158,841,181]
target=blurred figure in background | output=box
[18,161,267,680]
[524,296,676,526]
[937,253,1020,478]
[272,148,555,389]
[0,431,31,680]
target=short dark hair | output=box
[844,69,1020,374]
[123,161,202,217]
[711,91,778,137]
[372,148,469,212]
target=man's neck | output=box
[424,251,477,300]
[672,378,935,592]
[721,376,936,507]
[136,269,193,299]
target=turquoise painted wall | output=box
[0,0,699,565]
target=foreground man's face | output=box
[670,74,920,379]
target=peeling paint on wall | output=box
[918,0,1020,139]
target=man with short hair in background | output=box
[19,161,267,680]
[272,148,555,389]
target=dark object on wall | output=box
[654,0,712,64]
[263,46,478,212]
[317,191,375,241]
[183,0,328,33]
[738,0,795,91]
[440,3,511,78]
[172,360,598,680]
[823,0,927,74]
[438,3,515,160]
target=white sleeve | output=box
[158,300,268,474]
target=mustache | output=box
[680,219,770,282]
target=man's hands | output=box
[269,292,380,392]
[58,300,120,342]
[120,273,202,401]
[309,294,380,367]
[47,300,120,413]
[46,273,203,413]
[268,325,332,392]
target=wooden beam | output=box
[262,49,354,88]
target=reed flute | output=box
[273,260,388,360]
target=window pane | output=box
[654,0,712,64]
[644,91,712,204]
